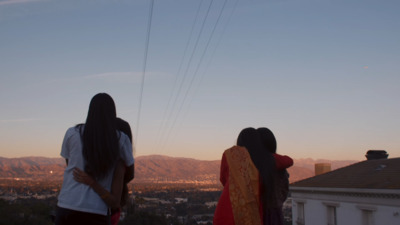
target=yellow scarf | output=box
[225,146,262,225]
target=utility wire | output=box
[154,0,204,151]
[158,0,215,149]
[178,0,240,133]
[162,0,229,147]
[135,0,154,146]
[193,0,240,94]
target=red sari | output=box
[213,146,293,225]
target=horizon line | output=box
[0,154,368,162]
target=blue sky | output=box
[0,0,399,161]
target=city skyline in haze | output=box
[0,0,399,161]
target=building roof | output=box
[290,157,400,189]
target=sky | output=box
[0,0,399,161]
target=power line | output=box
[169,0,231,141]
[192,0,240,93]
[181,0,229,105]
[153,0,204,151]
[178,0,240,134]
[157,0,215,149]
[135,0,154,146]
[161,0,231,149]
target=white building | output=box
[290,156,400,225]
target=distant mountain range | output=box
[0,155,358,184]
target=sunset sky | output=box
[1,0,399,161]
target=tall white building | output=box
[290,153,400,225]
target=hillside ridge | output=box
[0,155,358,184]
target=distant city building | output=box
[314,163,331,176]
[290,154,400,225]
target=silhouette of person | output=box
[55,93,134,225]
[213,127,293,225]
[257,127,292,225]
[73,117,135,225]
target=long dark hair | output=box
[116,117,132,207]
[257,127,277,154]
[258,127,289,210]
[237,127,276,207]
[79,93,119,180]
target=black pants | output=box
[55,206,111,225]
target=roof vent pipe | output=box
[365,150,388,160]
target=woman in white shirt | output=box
[55,93,134,225]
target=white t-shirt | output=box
[57,126,134,215]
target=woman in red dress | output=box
[213,127,293,225]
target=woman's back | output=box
[57,127,133,215]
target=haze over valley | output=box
[0,155,358,184]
